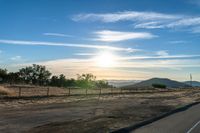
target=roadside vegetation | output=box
[0,86,12,96]
[152,83,166,89]
[0,64,113,89]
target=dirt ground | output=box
[0,89,200,133]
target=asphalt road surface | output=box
[133,103,200,133]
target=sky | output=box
[0,0,200,81]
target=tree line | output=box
[0,64,113,89]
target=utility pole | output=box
[190,74,192,87]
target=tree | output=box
[58,74,66,87]
[95,80,114,88]
[0,68,7,83]
[77,73,96,81]
[7,72,21,84]
[18,66,33,84]
[19,64,51,85]
[65,78,76,87]
[50,74,68,87]
[76,73,96,88]
[50,75,59,86]
[0,64,112,89]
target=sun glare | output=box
[94,51,117,68]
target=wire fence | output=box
[4,85,123,97]
[1,85,198,98]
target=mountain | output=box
[184,81,200,87]
[123,78,190,89]
[108,80,141,88]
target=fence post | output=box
[85,88,88,96]
[68,88,71,96]
[120,88,122,98]
[47,87,50,96]
[111,88,113,97]
[98,87,102,100]
[18,87,21,97]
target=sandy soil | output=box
[0,89,200,133]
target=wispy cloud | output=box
[167,17,200,28]
[93,30,156,42]
[134,16,200,31]
[156,50,169,56]
[74,53,96,56]
[43,33,73,37]
[134,21,165,29]
[169,40,188,44]
[73,11,200,33]
[0,39,138,52]
[72,11,180,22]
[74,51,200,61]
[10,55,22,61]
[118,54,200,60]
[191,26,200,33]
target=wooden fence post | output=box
[120,88,122,98]
[98,87,102,100]
[85,88,88,96]
[111,88,113,97]
[68,88,71,96]
[18,87,21,97]
[47,87,50,96]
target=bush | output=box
[152,83,166,89]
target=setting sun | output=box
[94,51,117,68]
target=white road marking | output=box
[187,120,200,133]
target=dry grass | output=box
[0,86,13,96]
[0,88,200,133]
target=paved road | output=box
[133,103,200,133]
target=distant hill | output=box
[184,81,200,87]
[123,78,190,89]
[108,80,140,88]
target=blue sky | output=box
[0,0,200,81]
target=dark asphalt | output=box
[133,103,200,133]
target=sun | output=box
[94,51,117,68]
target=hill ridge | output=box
[123,77,190,88]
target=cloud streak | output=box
[118,54,200,60]
[93,30,156,42]
[43,33,73,37]
[169,40,188,44]
[10,56,22,61]
[74,53,96,56]
[0,39,138,52]
[73,11,200,32]
[72,11,180,22]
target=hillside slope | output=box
[123,78,190,88]
[184,81,200,87]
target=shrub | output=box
[152,83,166,89]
